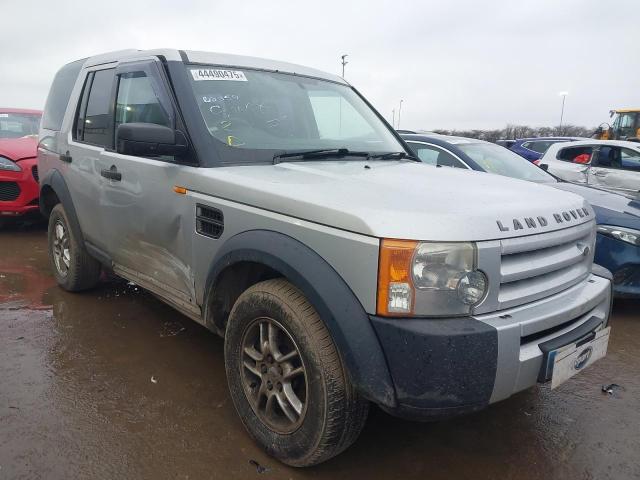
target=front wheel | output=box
[47,203,101,291]
[224,279,368,467]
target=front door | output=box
[99,59,197,304]
[590,145,640,195]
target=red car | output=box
[0,108,42,223]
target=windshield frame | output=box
[168,60,409,167]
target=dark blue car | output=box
[402,133,640,297]
[506,137,584,162]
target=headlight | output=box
[377,240,487,317]
[0,156,21,172]
[597,225,640,246]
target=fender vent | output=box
[196,204,224,239]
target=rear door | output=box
[66,67,117,250]
[98,59,198,304]
[546,145,596,184]
[590,145,640,195]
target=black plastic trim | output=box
[370,315,498,411]
[39,169,85,248]
[204,230,396,408]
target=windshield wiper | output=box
[368,151,420,162]
[273,148,371,164]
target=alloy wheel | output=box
[240,316,308,434]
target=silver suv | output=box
[38,49,613,466]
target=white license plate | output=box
[550,327,611,389]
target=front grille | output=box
[0,181,20,201]
[498,222,595,309]
[32,166,39,182]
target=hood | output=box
[0,136,38,161]
[552,182,640,230]
[193,161,593,241]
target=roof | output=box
[82,48,347,85]
[0,108,42,115]
[515,137,585,141]
[545,139,640,149]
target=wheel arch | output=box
[39,169,85,248]
[204,230,396,408]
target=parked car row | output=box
[0,49,632,467]
[402,133,640,298]
[0,108,42,225]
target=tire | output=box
[224,279,369,467]
[47,203,101,291]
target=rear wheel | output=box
[47,204,101,291]
[224,279,368,467]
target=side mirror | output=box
[539,163,549,171]
[116,123,188,157]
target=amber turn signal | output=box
[377,239,417,316]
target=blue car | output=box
[402,133,640,297]
[506,137,584,162]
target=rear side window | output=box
[41,58,86,131]
[523,140,560,154]
[407,142,467,169]
[557,146,595,164]
[75,69,116,148]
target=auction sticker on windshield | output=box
[190,69,248,82]
[550,327,610,389]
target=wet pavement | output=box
[1,222,639,480]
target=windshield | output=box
[459,143,556,183]
[0,113,41,139]
[187,66,403,163]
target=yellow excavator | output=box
[593,109,640,142]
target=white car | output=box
[539,140,640,197]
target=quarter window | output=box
[42,58,86,131]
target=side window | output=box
[115,72,170,130]
[42,58,86,131]
[75,69,116,148]
[620,147,640,171]
[525,140,556,154]
[557,146,594,165]
[407,142,466,169]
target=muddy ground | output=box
[1,223,639,479]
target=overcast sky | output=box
[1,0,637,130]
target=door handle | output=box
[100,165,122,181]
[59,151,72,163]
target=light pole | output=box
[392,109,396,128]
[341,54,348,78]
[558,91,568,133]
[397,99,403,129]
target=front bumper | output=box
[370,273,612,420]
[0,157,40,217]
[595,233,640,298]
